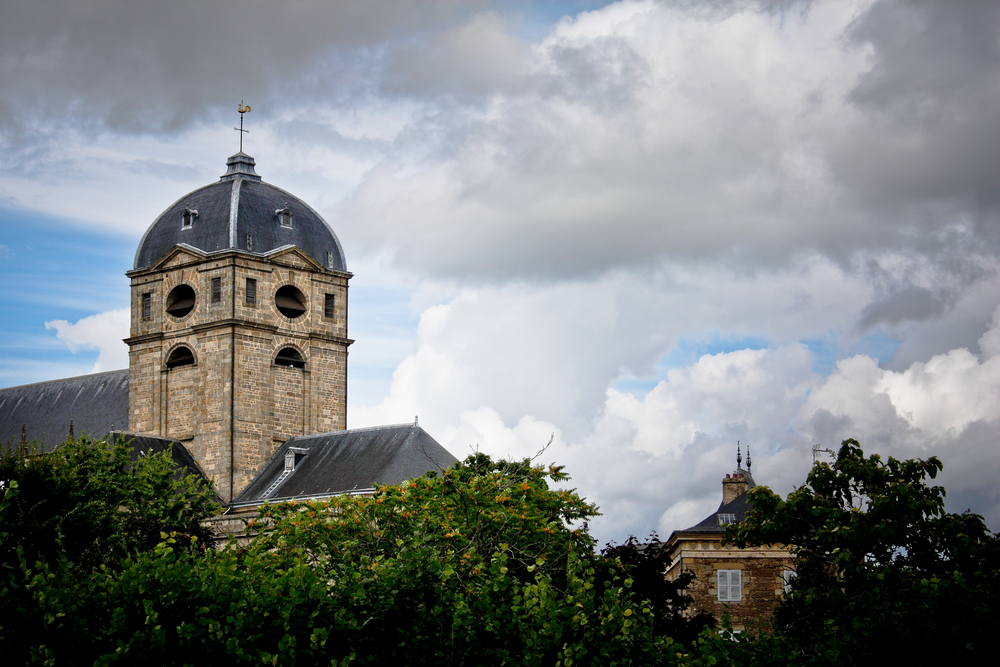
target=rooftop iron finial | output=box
[747,442,752,472]
[737,440,742,469]
[235,101,251,152]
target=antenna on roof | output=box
[235,101,251,152]
[812,443,835,465]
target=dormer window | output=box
[326,251,334,269]
[284,447,308,472]
[181,207,198,229]
[276,204,293,228]
[717,513,736,526]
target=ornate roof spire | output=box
[747,442,752,472]
[737,440,742,469]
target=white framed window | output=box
[782,569,796,595]
[718,569,742,602]
[717,513,736,525]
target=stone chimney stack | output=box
[722,471,750,505]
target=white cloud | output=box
[45,309,129,373]
[350,280,1000,544]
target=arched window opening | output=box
[275,285,307,319]
[165,284,196,318]
[166,346,195,369]
[275,347,305,369]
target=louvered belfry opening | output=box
[275,285,307,319]
[275,347,305,369]
[166,346,195,369]
[165,284,196,318]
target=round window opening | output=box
[275,285,307,319]
[166,346,195,369]
[275,347,305,369]
[165,284,196,318]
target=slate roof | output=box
[233,423,459,505]
[133,153,346,272]
[0,370,130,451]
[678,469,757,534]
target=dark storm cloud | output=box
[0,0,485,134]
[835,0,1000,212]
[337,0,999,291]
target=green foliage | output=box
[2,450,752,665]
[728,439,999,665]
[0,435,218,573]
[600,535,716,645]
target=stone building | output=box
[0,152,456,506]
[662,447,794,631]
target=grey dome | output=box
[134,153,346,271]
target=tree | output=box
[600,535,716,646]
[0,435,218,573]
[727,439,999,665]
[4,451,701,666]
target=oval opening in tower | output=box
[275,285,307,319]
[165,284,196,318]
[166,345,195,369]
[275,347,305,369]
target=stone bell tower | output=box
[125,153,352,501]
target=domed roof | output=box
[134,153,346,271]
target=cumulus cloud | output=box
[45,309,130,373]
[7,0,999,542]
[338,0,999,284]
[351,280,1000,544]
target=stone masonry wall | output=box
[666,538,793,632]
[127,248,351,502]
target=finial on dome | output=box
[220,152,262,181]
[235,101,251,152]
[747,442,752,472]
[737,440,742,469]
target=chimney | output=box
[722,472,749,506]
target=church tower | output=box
[125,153,352,501]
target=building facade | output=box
[125,153,352,501]
[663,452,794,631]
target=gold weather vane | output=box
[235,101,251,152]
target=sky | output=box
[1,0,998,544]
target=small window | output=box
[276,204,293,228]
[166,346,195,369]
[718,570,742,602]
[165,284,196,318]
[275,285,307,319]
[142,292,152,320]
[211,277,222,304]
[782,569,796,595]
[275,347,305,369]
[324,293,335,319]
[181,207,198,229]
[717,513,736,526]
[326,251,334,269]
[246,277,257,305]
[247,233,253,251]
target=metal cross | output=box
[235,101,251,152]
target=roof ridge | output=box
[0,368,129,392]
[292,423,419,439]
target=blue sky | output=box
[2,0,998,542]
